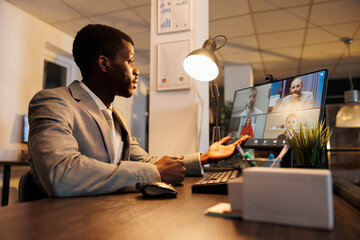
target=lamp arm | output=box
[210,81,221,143]
[212,35,227,51]
[211,81,220,105]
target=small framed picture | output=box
[157,40,190,91]
[158,0,191,34]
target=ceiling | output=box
[6,0,360,85]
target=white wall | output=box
[224,64,253,102]
[0,0,148,159]
[0,0,74,159]
[148,0,209,156]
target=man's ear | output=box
[98,55,109,72]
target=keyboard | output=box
[191,170,241,194]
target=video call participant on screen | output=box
[239,88,262,116]
[28,24,249,198]
[240,117,254,138]
[279,77,313,112]
[277,113,297,141]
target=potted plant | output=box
[286,120,332,168]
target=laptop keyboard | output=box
[191,170,241,194]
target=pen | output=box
[236,145,245,157]
[236,145,257,167]
[276,144,289,160]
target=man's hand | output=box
[155,155,186,185]
[200,135,250,165]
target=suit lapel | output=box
[112,108,131,160]
[68,81,115,162]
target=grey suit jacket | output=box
[28,81,202,197]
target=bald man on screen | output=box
[279,78,313,111]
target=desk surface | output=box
[0,177,359,240]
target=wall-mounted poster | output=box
[158,0,190,34]
[157,40,190,91]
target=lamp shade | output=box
[183,39,220,81]
[336,104,360,127]
[336,90,360,128]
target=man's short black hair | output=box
[72,24,134,78]
[291,77,303,84]
[248,87,258,94]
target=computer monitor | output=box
[220,69,328,167]
[23,114,29,143]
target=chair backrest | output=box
[18,171,48,202]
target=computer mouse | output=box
[138,182,177,198]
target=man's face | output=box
[108,39,139,98]
[286,117,297,131]
[247,90,257,109]
[289,78,303,95]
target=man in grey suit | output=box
[28,24,248,198]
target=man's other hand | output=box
[200,135,250,165]
[155,155,186,185]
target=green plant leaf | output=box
[285,120,332,166]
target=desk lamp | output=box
[183,35,227,143]
[336,37,360,128]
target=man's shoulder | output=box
[282,94,291,101]
[31,81,83,101]
[239,110,246,116]
[254,107,263,114]
[301,91,313,98]
[32,86,70,100]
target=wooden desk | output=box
[0,160,29,206]
[0,177,359,240]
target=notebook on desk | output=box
[194,69,329,193]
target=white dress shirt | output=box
[79,81,123,164]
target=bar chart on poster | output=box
[158,0,190,34]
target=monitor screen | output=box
[226,69,328,148]
[23,114,29,143]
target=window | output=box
[43,46,81,88]
[43,60,67,89]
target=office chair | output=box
[18,170,48,202]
